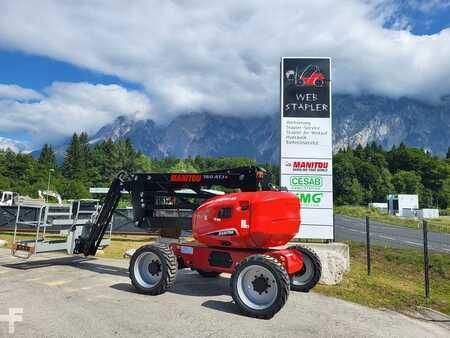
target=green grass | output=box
[98,234,157,259]
[335,205,450,233]
[0,232,65,243]
[428,216,450,226]
[0,231,155,260]
[315,242,450,315]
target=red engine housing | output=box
[192,191,300,248]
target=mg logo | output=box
[296,192,323,205]
[0,308,23,334]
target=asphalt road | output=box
[335,215,450,254]
[0,248,448,337]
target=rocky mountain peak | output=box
[58,94,450,163]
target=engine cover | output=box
[192,191,300,248]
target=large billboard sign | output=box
[280,57,333,239]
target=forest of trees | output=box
[0,133,449,209]
[334,143,450,209]
[0,132,267,200]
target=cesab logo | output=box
[285,161,329,172]
[290,176,322,189]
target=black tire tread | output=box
[231,254,289,319]
[288,245,322,292]
[129,243,177,295]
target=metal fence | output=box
[335,214,450,301]
[0,205,144,234]
[363,217,450,300]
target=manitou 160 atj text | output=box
[74,166,322,318]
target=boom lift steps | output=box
[11,199,112,259]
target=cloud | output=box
[0,82,152,147]
[0,0,449,121]
[0,136,30,153]
[0,84,43,101]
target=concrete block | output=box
[292,242,350,285]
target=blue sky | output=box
[406,8,450,34]
[0,50,141,93]
[384,0,450,34]
[0,0,449,150]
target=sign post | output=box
[280,57,333,239]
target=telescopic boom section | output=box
[75,166,272,256]
[75,173,127,256]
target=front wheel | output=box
[231,255,289,319]
[129,243,177,295]
[288,245,321,292]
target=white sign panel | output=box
[280,57,333,239]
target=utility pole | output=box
[46,168,55,203]
[423,220,430,300]
[366,216,371,276]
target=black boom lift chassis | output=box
[74,166,273,256]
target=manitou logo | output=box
[170,174,202,183]
[285,161,329,173]
[293,161,328,169]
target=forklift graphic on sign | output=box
[285,64,326,87]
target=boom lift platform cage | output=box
[11,199,112,259]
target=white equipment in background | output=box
[402,208,440,219]
[387,194,419,217]
[0,191,19,206]
[38,190,62,204]
[368,202,388,213]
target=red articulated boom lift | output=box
[74,166,321,318]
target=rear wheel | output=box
[231,255,289,319]
[196,269,222,278]
[288,245,321,292]
[129,243,177,295]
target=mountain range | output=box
[28,94,450,163]
[89,94,450,162]
[90,113,280,162]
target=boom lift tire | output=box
[195,269,222,278]
[129,243,177,295]
[231,255,290,319]
[287,245,321,292]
